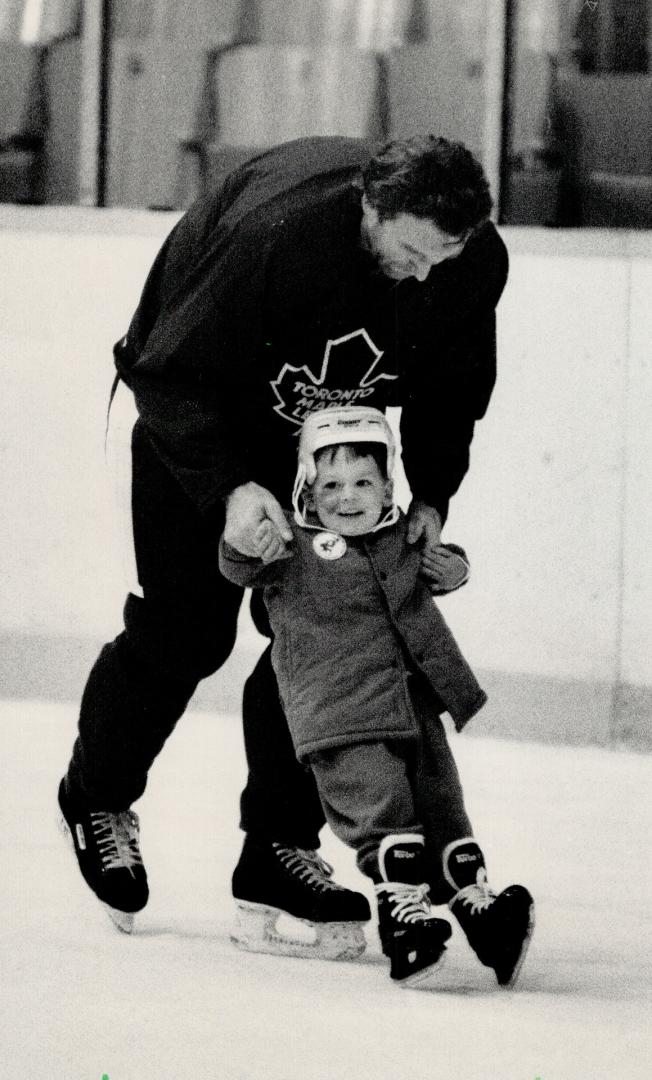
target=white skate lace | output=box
[454,868,496,914]
[90,810,143,875]
[376,882,432,924]
[273,845,346,893]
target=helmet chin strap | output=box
[291,463,309,527]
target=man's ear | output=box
[383,479,394,507]
[303,487,316,510]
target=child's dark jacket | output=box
[219,512,486,761]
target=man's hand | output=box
[406,499,443,548]
[224,482,293,561]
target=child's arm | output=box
[420,542,470,595]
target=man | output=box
[58,134,508,955]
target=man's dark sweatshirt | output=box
[113,136,508,524]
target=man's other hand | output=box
[224,482,293,559]
[406,499,443,548]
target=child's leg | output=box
[405,673,474,901]
[309,739,422,877]
[310,741,451,985]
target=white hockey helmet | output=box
[292,406,397,528]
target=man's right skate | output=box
[57,778,149,933]
[231,837,371,960]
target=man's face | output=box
[361,196,468,282]
[305,447,393,537]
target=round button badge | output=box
[312,531,347,560]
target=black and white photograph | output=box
[1,1,650,1078]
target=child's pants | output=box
[308,675,473,903]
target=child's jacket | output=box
[219,512,486,761]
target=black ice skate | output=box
[231,837,371,960]
[443,837,534,987]
[57,778,149,933]
[375,834,452,987]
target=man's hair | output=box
[314,442,389,480]
[361,135,492,235]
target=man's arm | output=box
[401,308,497,528]
[400,221,507,527]
[120,284,262,512]
[115,193,274,514]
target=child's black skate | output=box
[231,837,371,960]
[57,778,149,933]
[375,834,452,987]
[443,838,534,986]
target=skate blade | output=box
[231,900,367,960]
[58,813,136,935]
[398,950,447,990]
[58,812,73,845]
[102,905,135,934]
[499,902,536,988]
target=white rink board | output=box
[622,255,652,685]
[0,210,651,745]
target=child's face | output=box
[305,447,393,536]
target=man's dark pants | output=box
[66,419,325,849]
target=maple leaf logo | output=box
[270,328,398,428]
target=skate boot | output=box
[375,834,452,987]
[231,836,371,960]
[443,837,534,986]
[57,778,149,933]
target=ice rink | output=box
[3,696,651,1080]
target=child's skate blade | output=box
[398,950,447,990]
[231,900,367,960]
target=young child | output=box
[219,407,534,988]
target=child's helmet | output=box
[292,406,398,529]
[297,406,396,484]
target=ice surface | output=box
[2,699,650,1080]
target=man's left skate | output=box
[57,778,149,933]
[231,839,371,960]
